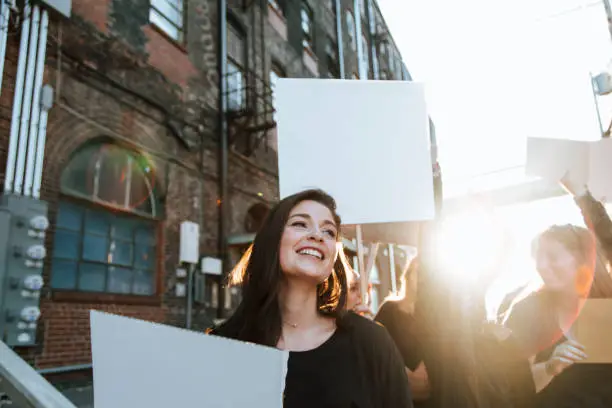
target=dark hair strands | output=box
[211,189,349,347]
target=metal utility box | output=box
[0,195,49,347]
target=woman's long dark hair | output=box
[211,189,349,347]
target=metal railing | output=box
[0,341,77,407]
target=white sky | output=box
[377,0,612,196]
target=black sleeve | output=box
[576,192,612,263]
[377,325,414,408]
[375,302,421,371]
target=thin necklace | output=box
[284,322,298,328]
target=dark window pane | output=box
[78,263,106,292]
[60,146,96,196]
[50,259,77,289]
[135,227,156,245]
[85,211,109,235]
[53,230,80,260]
[97,147,128,206]
[56,203,82,231]
[108,267,133,294]
[133,269,155,296]
[129,166,153,212]
[111,240,133,266]
[83,234,108,262]
[112,220,133,240]
[135,244,155,269]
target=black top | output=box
[210,312,413,408]
[375,301,427,408]
[375,300,535,408]
[375,301,422,371]
[506,292,612,408]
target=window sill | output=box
[148,23,188,54]
[52,290,163,306]
[302,47,319,77]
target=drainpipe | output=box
[217,0,229,319]
[353,0,365,79]
[24,8,49,197]
[0,2,12,97]
[4,1,31,194]
[14,5,41,195]
[334,0,345,79]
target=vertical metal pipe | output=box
[0,4,12,96]
[32,101,50,198]
[603,0,612,42]
[334,0,345,79]
[14,6,40,195]
[388,244,397,293]
[365,0,378,79]
[5,1,31,194]
[217,0,229,319]
[24,9,48,197]
[186,264,194,329]
[353,0,365,79]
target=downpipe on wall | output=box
[4,1,49,197]
[0,1,13,97]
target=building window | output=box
[149,0,184,42]
[359,0,367,18]
[270,63,285,120]
[301,3,314,51]
[227,22,246,111]
[346,11,356,51]
[51,143,160,296]
[388,48,395,75]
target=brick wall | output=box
[0,0,277,370]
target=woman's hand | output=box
[560,171,587,197]
[406,362,431,401]
[545,339,588,376]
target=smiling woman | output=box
[209,189,413,408]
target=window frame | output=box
[149,0,185,43]
[51,142,163,304]
[226,20,247,112]
[301,3,315,51]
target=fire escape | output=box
[224,0,276,157]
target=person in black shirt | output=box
[375,256,431,406]
[208,189,413,408]
[505,173,612,408]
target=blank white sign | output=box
[275,79,434,229]
[526,136,612,201]
[90,311,289,408]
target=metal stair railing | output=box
[0,341,77,407]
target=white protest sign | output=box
[526,136,612,201]
[90,311,289,408]
[275,79,434,245]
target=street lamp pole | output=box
[603,0,612,41]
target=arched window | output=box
[51,142,160,296]
[346,11,356,51]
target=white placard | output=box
[275,79,434,242]
[526,136,612,201]
[90,311,289,408]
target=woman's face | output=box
[279,200,339,284]
[535,237,581,293]
[347,279,362,310]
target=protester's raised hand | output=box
[560,171,587,197]
[546,339,588,376]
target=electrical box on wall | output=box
[0,195,49,347]
[179,221,199,264]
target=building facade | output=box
[0,0,426,405]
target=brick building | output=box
[0,0,421,404]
